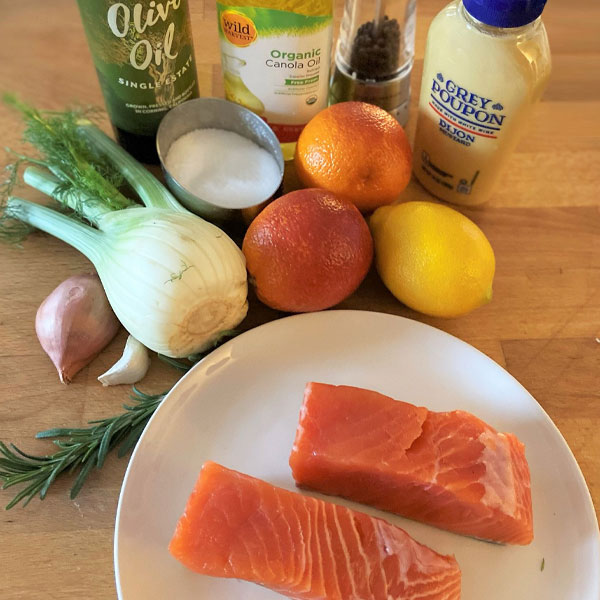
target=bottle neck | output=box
[459,0,541,38]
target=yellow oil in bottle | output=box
[222,55,266,115]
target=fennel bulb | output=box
[95,208,248,357]
[1,98,248,357]
[7,197,248,358]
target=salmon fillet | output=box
[289,383,533,545]
[169,461,461,600]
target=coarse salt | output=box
[165,128,281,209]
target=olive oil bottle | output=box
[216,0,334,160]
[77,0,200,163]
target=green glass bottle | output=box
[76,0,200,163]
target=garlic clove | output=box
[35,273,121,384]
[98,335,151,386]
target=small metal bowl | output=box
[156,97,284,222]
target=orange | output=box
[242,189,373,313]
[294,102,412,213]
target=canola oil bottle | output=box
[412,0,551,206]
[216,0,334,160]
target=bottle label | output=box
[414,70,510,202]
[427,71,507,147]
[78,0,199,135]
[216,3,333,143]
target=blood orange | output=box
[242,189,373,312]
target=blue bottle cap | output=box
[463,0,548,28]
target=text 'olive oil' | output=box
[77,0,200,163]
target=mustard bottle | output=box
[413,0,551,206]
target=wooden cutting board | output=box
[0,0,598,598]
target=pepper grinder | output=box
[330,0,416,125]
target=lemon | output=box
[370,201,495,318]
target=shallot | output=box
[35,273,121,383]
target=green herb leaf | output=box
[0,332,238,509]
[1,94,136,235]
[0,160,33,244]
[164,260,193,284]
[0,388,164,509]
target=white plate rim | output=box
[113,309,600,598]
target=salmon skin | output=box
[289,383,533,545]
[169,461,461,600]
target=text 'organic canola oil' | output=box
[216,0,334,160]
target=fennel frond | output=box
[2,94,136,226]
[0,160,33,243]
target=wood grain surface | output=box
[0,0,599,598]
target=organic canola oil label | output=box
[217,3,333,143]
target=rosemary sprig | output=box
[0,331,239,509]
[0,388,164,509]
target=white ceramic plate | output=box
[115,311,599,600]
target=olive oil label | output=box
[217,3,333,143]
[78,0,199,135]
